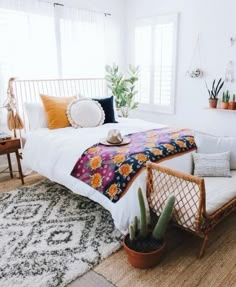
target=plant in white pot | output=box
[123,188,175,269]
[105,64,139,117]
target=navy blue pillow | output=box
[93,96,117,124]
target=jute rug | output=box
[95,214,236,287]
[0,180,123,287]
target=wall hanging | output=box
[186,35,204,78]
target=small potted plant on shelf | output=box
[221,90,230,109]
[205,78,224,108]
[228,94,236,110]
[123,188,175,269]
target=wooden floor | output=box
[1,170,236,287]
[95,215,236,287]
[0,171,44,192]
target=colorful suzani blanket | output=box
[71,128,196,203]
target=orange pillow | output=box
[40,95,75,129]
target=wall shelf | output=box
[205,108,236,113]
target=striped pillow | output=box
[193,152,231,177]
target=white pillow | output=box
[194,131,236,170]
[67,99,105,128]
[79,94,119,122]
[24,102,47,130]
[193,152,231,177]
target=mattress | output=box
[22,118,194,233]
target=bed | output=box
[11,78,195,233]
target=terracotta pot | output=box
[228,102,236,110]
[209,98,218,109]
[220,102,229,109]
[123,234,166,269]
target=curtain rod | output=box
[39,1,111,17]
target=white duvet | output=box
[23,118,193,233]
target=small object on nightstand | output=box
[0,138,24,184]
[0,131,11,140]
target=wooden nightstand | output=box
[0,138,24,184]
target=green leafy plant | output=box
[205,78,224,99]
[222,90,230,103]
[105,64,139,117]
[127,188,175,252]
[232,94,235,102]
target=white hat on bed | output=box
[100,129,130,146]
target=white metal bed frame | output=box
[9,77,108,132]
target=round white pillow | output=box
[67,99,105,128]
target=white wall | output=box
[126,0,236,136]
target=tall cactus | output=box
[138,187,148,238]
[128,188,175,243]
[129,224,135,241]
[133,216,139,234]
[222,90,230,102]
[152,195,175,241]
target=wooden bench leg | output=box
[198,234,208,258]
[15,151,24,185]
[7,153,13,178]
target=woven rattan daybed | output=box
[146,162,236,258]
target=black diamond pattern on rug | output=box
[0,180,123,287]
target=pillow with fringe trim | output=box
[67,99,105,128]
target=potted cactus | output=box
[221,90,230,109]
[205,78,224,108]
[123,188,175,269]
[228,94,236,110]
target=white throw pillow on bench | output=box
[193,152,231,177]
[194,131,236,170]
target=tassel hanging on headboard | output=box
[6,78,24,137]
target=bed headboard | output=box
[10,78,108,132]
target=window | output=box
[135,14,178,114]
[0,8,57,80]
[57,7,106,78]
[0,1,108,91]
[0,1,109,127]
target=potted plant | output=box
[105,64,139,117]
[123,188,175,269]
[221,90,230,109]
[205,78,224,108]
[228,94,236,110]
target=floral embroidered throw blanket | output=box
[71,128,196,203]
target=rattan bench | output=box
[146,162,236,258]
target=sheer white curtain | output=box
[0,0,56,127]
[56,6,106,78]
[0,0,110,127]
[0,0,57,81]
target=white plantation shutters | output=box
[135,14,178,113]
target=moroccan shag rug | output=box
[0,180,123,287]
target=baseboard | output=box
[0,155,16,171]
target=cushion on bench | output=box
[194,131,236,170]
[205,170,236,215]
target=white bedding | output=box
[23,118,193,233]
